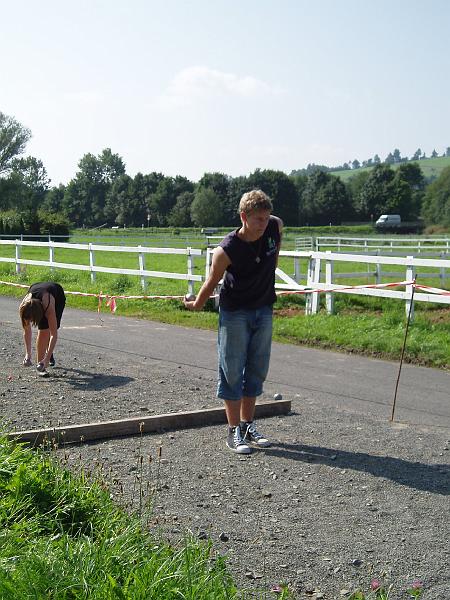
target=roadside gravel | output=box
[1,322,449,599]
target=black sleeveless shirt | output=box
[219,216,280,311]
[28,282,66,329]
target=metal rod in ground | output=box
[391,280,416,422]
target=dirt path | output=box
[1,315,449,599]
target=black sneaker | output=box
[49,354,55,367]
[241,421,270,447]
[226,426,251,454]
[36,363,49,377]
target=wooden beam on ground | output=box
[7,399,291,446]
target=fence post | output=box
[375,249,381,284]
[187,247,194,296]
[49,241,55,273]
[15,240,21,274]
[405,256,415,321]
[89,243,96,283]
[325,251,334,315]
[138,246,146,290]
[294,256,301,283]
[305,256,320,315]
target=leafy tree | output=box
[0,111,32,174]
[431,149,438,158]
[11,157,50,199]
[397,162,425,218]
[42,184,66,213]
[191,188,224,226]
[62,148,126,227]
[197,172,234,225]
[373,154,381,165]
[104,174,134,226]
[385,152,395,165]
[357,163,419,220]
[412,148,422,161]
[346,170,370,218]
[0,172,22,210]
[393,148,401,163]
[167,191,195,227]
[148,176,193,226]
[445,147,450,157]
[357,164,396,218]
[246,169,299,225]
[290,173,307,225]
[302,170,353,225]
[351,159,360,170]
[421,165,450,227]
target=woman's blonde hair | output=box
[19,293,43,327]
[239,189,273,214]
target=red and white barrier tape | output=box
[1,279,449,314]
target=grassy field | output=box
[0,234,449,369]
[331,155,450,182]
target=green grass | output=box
[331,155,450,182]
[0,434,261,599]
[0,237,449,369]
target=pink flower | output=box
[411,580,423,589]
[271,584,283,594]
[371,579,381,591]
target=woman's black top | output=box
[28,282,66,329]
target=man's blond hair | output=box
[239,189,273,214]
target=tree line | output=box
[292,146,450,175]
[0,110,449,235]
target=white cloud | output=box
[156,65,282,109]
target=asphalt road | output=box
[1,296,448,429]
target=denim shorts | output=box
[217,305,273,401]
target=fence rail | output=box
[313,236,450,254]
[0,239,203,294]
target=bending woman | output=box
[19,282,66,376]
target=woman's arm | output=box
[22,323,32,362]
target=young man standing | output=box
[184,189,283,453]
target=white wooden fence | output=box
[278,250,450,318]
[1,240,449,318]
[0,239,203,295]
[206,247,450,318]
[313,236,450,255]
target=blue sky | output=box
[2,0,450,185]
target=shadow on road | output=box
[52,367,133,391]
[265,442,449,495]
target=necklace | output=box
[248,236,263,263]
[238,228,264,263]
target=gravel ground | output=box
[1,322,449,599]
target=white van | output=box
[375,214,401,227]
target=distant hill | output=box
[330,156,450,182]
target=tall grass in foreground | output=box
[0,434,247,599]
